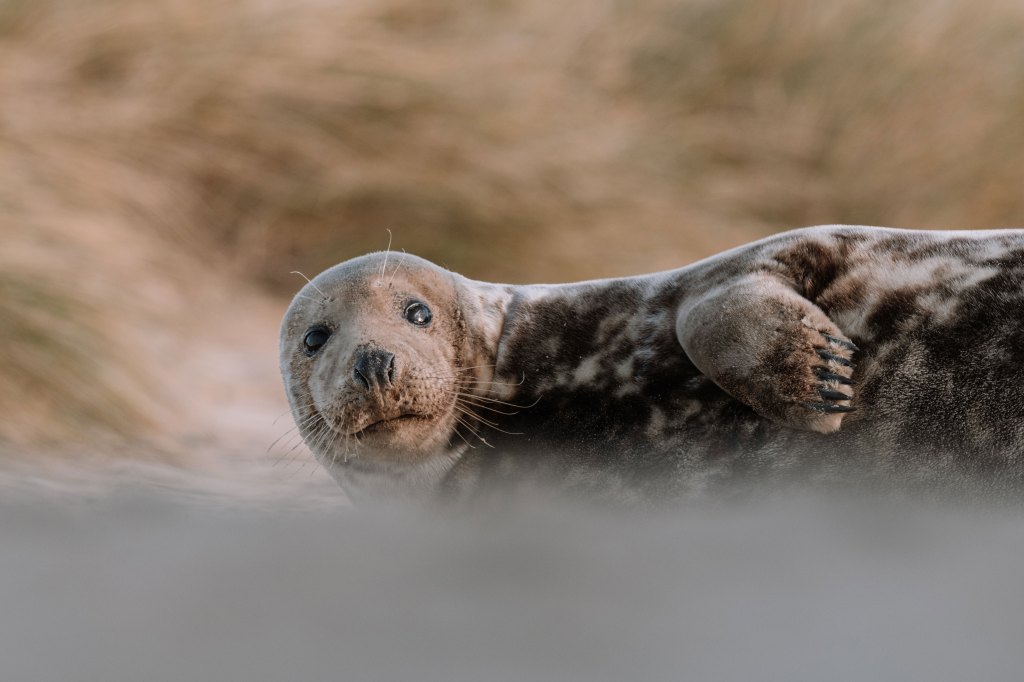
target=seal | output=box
[279,225,1024,502]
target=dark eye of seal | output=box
[303,327,331,355]
[404,301,432,327]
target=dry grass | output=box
[2,0,1023,450]
[0,273,135,446]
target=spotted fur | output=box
[281,226,1024,502]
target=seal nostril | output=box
[353,347,397,392]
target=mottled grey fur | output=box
[280,226,1024,503]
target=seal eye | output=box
[404,301,432,327]
[303,327,331,354]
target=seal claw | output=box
[813,367,853,385]
[815,348,854,367]
[818,388,852,401]
[820,332,860,352]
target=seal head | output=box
[279,252,508,495]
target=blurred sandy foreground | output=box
[2,0,1024,487]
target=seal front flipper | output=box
[675,272,857,433]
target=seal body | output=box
[279,226,1024,502]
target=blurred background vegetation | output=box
[2,0,1023,461]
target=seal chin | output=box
[311,406,455,472]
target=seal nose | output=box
[352,347,396,391]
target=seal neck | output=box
[451,276,516,396]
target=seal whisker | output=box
[266,425,299,455]
[453,399,520,416]
[267,411,324,455]
[454,404,523,436]
[271,419,319,467]
[281,413,327,464]
[336,410,358,464]
[452,413,492,448]
[454,403,496,427]
[303,419,336,469]
[449,416,477,450]
[386,248,407,287]
[449,392,521,416]
[271,408,296,425]
[290,271,330,302]
[379,229,393,284]
[418,364,499,376]
[407,365,518,394]
[463,376,526,386]
[452,391,541,410]
[269,430,308,462]
[454,363,498,372]
[412,375,524,391]
[318,409,342,467]
[324,422,345,467]
[335,408,353,464]
[453,375,525,386]
[284,428,319,471]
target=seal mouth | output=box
[347,413,428,437]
